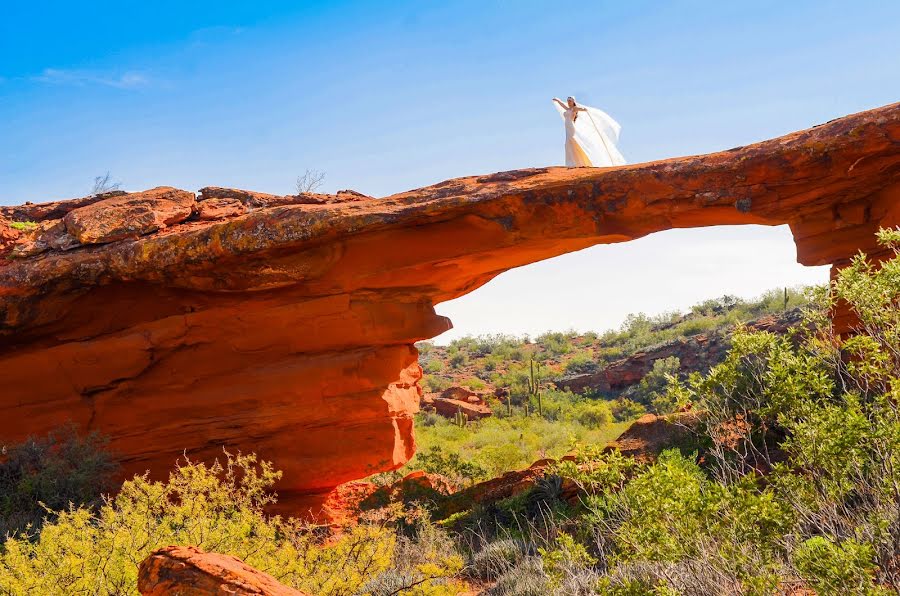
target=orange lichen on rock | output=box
[138,546,310,596]
[0,103,898,515]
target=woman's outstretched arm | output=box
[552,97,567,109]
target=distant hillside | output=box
[417,286,813,419]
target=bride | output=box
[553,96,626,168]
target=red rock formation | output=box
[430,397,493,420]
[0,103,898,514]
[603,412,702,462]
[138,545,309,596]
[422,386,494,420]
[557,308,804,394]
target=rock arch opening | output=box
[0,102,897,514]
[433,224,831,344]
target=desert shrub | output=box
[525,475,565,517]
[553,444,637,494]
[676,316,718,336]
[625,356,681,414]
[416,446,487,487]
[449,351,467,369]
[538,531,597,589]
[487,557,551,596]
[417,411,444,428]
[563,352,599,375]
[535,332,573,357]
[423,358,445,374]
[90,172,121,195]
[359,569,420,595]
[424,375,451,393]
[0,425,117,537]
[575,229,900,592]
[468,538,527,580]
[0,452,462,595]
[461,377,487,391]
[571,400,613,427]
[359,514,465,596]
[610,398,646,422]
[793,536,886,596]
[598,451,791,566]
[594,344,626,365]
[691,294,742,317]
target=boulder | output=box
[431,397,493,420]
[196,197,246,220]
[138,545,310,596]
[63,187,195,244]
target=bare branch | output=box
[91,172,121,196]
[296,169,326,194]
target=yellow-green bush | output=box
[0,452,463,596]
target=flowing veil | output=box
[555,102,627,167]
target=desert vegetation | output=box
[407,282,811,487]
[2,230,899,594]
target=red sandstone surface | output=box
[138,545,309,596]
[0,103,898,513]
[422,386,494,420]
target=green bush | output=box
[535,332,573,357]
[610,398,646,422]
[572,400,613,427]
[461,377,486,391]
[424,375,451,393]
[625,356,681,414]
[415,446,487,487]
[563,352,599,375]
[793,536,886,596]
[0,425,117,537]
[0,452,464,595]
[423,359,445,374]
[449,351,467,369]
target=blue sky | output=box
[2,1,898,340]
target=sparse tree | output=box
[91,172,121,195]
[296,169,326,194]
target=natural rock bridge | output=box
[1,102,898,513]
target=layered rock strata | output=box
[1,103,897,512]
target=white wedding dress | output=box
[554,101,626,167]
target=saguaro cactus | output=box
[528,357,543,417]
[454,408,468,428]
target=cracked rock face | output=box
[0,103,898,515]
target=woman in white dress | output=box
[552,96,626,168]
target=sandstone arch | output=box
[1,102,898,512]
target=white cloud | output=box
[33,68,150,89]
